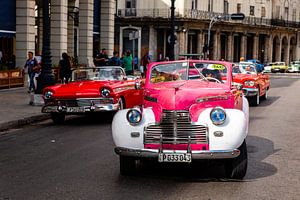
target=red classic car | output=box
[42,66,143,124]
[233,63,270,106]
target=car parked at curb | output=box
[233,63,270,106]
[112,60,249,179]
[270,62,288,73]
[42,66,143,124]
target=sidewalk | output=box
[0,87,50,132]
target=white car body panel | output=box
[112,97,249,152]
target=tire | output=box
[248,88,260,106]
[224,140,248,179]
[261,88,268,100]
[120,155,136,176]
[51,113,65,124]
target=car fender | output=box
[198,106,248,151]
[112,108,156,149]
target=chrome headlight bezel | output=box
[44,91,53,99]
[101,88,111,97]
[244,80,255,87]
[126,109,142,125]
[210,107,226,125]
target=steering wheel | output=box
[205,77,222,83]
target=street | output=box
[0,76,300,200]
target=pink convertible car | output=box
[112,60,249,179]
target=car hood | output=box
[45,80,121,98]
[233,74,258,83]
[144,80,231,111]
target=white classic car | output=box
[112,60,249,179]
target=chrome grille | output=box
[144,110,208,144]
[55,98,114,107]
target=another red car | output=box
[233,64,270,106]
[42,66,143,123]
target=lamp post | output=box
[36,0,55,94]
[169,0,176,61]
[206,15,222,60]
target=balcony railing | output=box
[117,8,299,28]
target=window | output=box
[192,0,198,10]
[261,7,266,17]
[284,7,288,20]
[224,0,229,14]
[237,3,241,13]
[292,9,296,21]
[274,6,280,19]
[250,6,255,16]
[126,0,136,9]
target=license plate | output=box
[158,153,192,163]
[66,107,85,113]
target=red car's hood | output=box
[45,80,120,98]
[144,80,230,110]
[233,74,258,83]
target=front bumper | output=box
[42,103,119,113]
[115,147,240,159]
[243,88,258,97]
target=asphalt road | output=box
[1,76,300,200]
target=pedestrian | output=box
[24,51,40,93]
[141,52,150,77]
[94,48,109,66]
[123,50,133,75]
[59,52,72,83]
[109,51,121,66]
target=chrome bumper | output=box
[42,103,119,113]
[115,147,240,159]
[243,88,258,97]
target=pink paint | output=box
[145,144,209,150]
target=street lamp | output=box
[206,15,223,59]
[36,0,55,94]
[169,0,176,61]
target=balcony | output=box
[117,8,300,28]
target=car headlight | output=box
[210,107,226,125]
[44,91,53,99]
[126,109,142,125]
[101,88,110,97]
[244,80,255,87]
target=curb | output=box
[0,114,51,132]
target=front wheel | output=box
[224,140,248,179]
[248,88,260,106]
[120,156,136,176]
[51,113,65,124]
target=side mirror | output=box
[123,76,128,81]
[135,81,141,90]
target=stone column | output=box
[213,30,220,60]
[279,37,282,62]
[149,26,157,61]
[240,34,247,60]
[253,34,259,60]
[197,31,203,55]
[67,0,76,58]
[51,0,68,66]
[265,35,272,63]
[15,0,35,68]
[100,0,115,57]
[79,0,94,66]
[227,33,234,62]
[286,36,290,64]
[178,31,186,56]
[297,32,300,60]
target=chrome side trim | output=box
[115,147,240,159]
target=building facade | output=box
[116,0,300,64]
[0,0,115,69]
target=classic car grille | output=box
[55,98,114,107]
[144,110,208,144]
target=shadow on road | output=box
[116,135,278,183]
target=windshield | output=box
[233,64,257,75]
[71,67,125,81]
[150,61,228,84]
